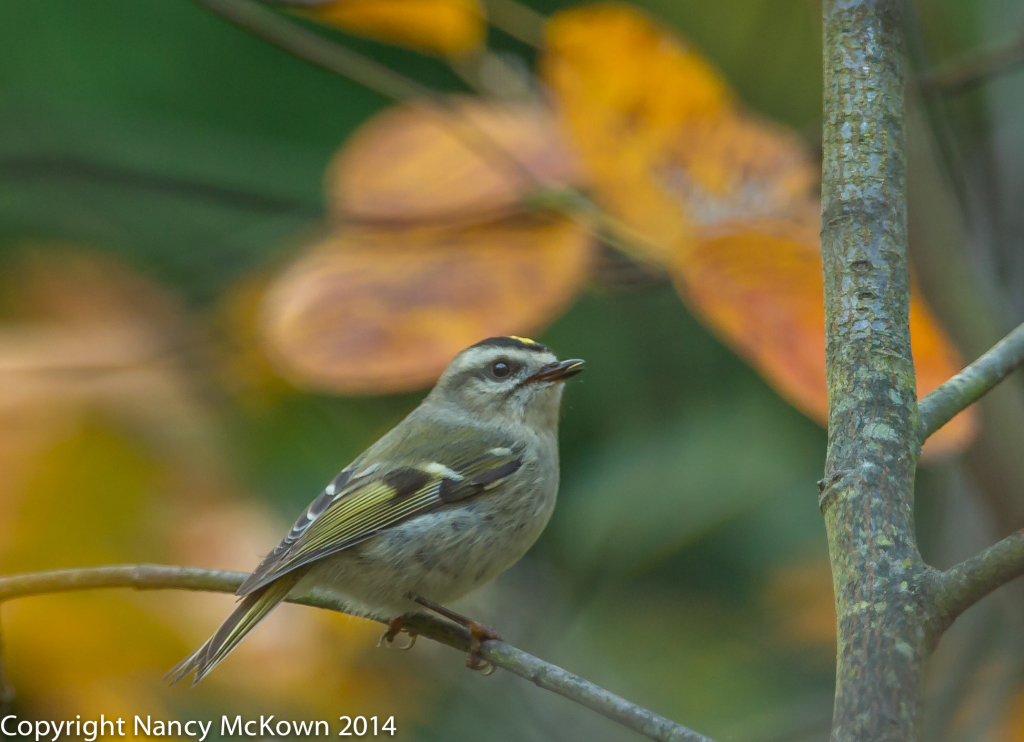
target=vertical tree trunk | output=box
[820,2,934,740]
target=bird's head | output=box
[428,336,584,432]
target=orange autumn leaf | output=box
[297,0,485,57]
[543,4,731,151]
[542,3,733,260]
[260,216,592,394]
[544,3,966,457]
[327,98,581,227]
[673,217,976,459]
[663,113,817,230]
[542,4,818,265]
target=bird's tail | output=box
[166,572,301,686]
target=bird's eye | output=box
[489,360,513,379]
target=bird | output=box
[167,335,584,685]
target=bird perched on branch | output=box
[168,336,584,684]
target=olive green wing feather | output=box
[166,571,302,686]
[235,446,522,597]
[167,447,522,686]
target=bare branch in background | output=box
[192,0,551,207]
[192,0,663,272]
[916,24,1024,94]
[918,321,1024,443]
[193,0,429,101]
[260,0,547,47]
[0,565,715,742]
[0,155,321,216]
[932,530,1024,630]
[482,0,546,47]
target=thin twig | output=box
[916,25,1024,94]
[932,530,1024,629]
[193,0,663,269]
[0,608,15,713]
[193,0,542,197]
[0,155,321,216]
[260,0,546,47]
[194,0,428,101]
[0,565,714,742]
[918,321,1024,443]
[482,0,545,47]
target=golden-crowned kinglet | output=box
[169,336,584,684]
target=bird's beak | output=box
[525,358,586,384]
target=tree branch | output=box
[192,0,662,273]
[821,2,931,740]
[193,0,429,101]
[932,530,1024,629]
[0,565,714,742]
[192,0,546,203]
[260,0,546,48]
[918,321,1024,443]
[0,155,321,216]
[481,0,545,47]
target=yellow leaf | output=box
[544,4,730,147]
[673,216,977,459]
[542,3,733,259]
[662,112,816,234]
[299,0,485,57]
[260,216,592,394]
[542,4,818,267]
[327,97,581,226]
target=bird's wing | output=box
[235,445,522,596]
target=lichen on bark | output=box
[820,1,935,740]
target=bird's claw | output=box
[466,622,501,674]
[402,593,500,674]
[378,616,417,650]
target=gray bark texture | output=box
[821,2,930,739]
[821,3,1024,740]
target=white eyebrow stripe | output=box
[455,346,556,371]
[422,462,464,481]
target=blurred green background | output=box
[1,1,1023,741]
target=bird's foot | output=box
[378,615,417,650]
[466,622,501,674]
[406,593,501,674]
